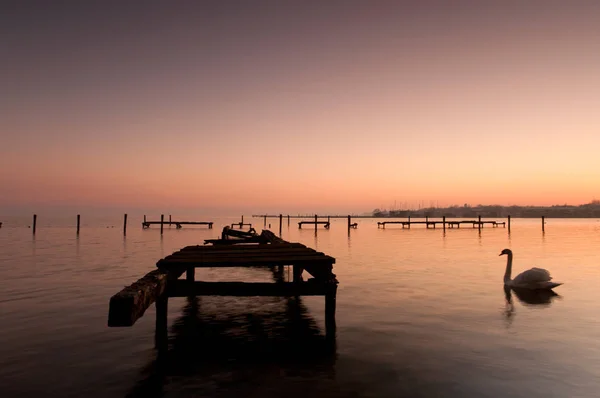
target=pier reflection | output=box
[126,296,337,397]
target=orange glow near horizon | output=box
[2,3,600,214]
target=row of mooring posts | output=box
[27,213,130,236]
[20,214,545,235]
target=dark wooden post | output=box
[279,214,283,236]
[263,215,266,228]
[347,215,351,230]
[186,266,195,282]
[542,216,545,232]
[407,214,411,229]
[76,214,80,235]
[32,214,37,235]
[293,265,303,282]
[508,215,511,232]
[169,215,172,226]
[123,214,127,236]
[143,215,146,223]
[287,215,290,226]
[160,214,164,235]
[443,216,446,232]
[325,283,337,340]
[155,294,168,352]
[241,215,244,225]
[478,215,482,231]
[314,214,318,232]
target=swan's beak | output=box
[499,253,504,256]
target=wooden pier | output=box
[299,221,330,229]
[142,220,213,229]
[107,229,338,353]
[377,218,506,229]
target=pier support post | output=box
[123,214,127,236]
[443,216,446,232]
[264,215,267,228]
[186,267,195,282]
[542,216,545,233]
[407,215,410,229]
[155,294,168,352]
[347,215,351,231]
[508,215,511,232]
[315,214,318,232]
[76,214,80,235]
[279,214,283,237]
[143,215,146,223]
[478,215,482,231]
[169,215,171,226]
[160,214,164,235]
[33,214,37,235]
[293,265,303,282]
[325,283,337,340]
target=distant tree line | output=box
[372,201,600,218]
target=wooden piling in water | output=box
[279,214,283,236]
[287,215,290,226]
[407,215,411,229]
[77,214,80,235]
[155,294,168,351]
[143,215,147,223]
[123,214,127,236]
[314,214,318,232]
[264,215,267,228]
[508,215,511,232]
[33,214,37,235]
[169,215,172,225]
[347,215,351,231]
[186,266,195,282]
[478,215,482,231]
[443,216,446,232]
[160,214,164,235]
[542,216,545,232]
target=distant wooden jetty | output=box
[142,220,213,229]
[141,214,212,230]
[378,216,506,229]
[107,228,338,353]
[299,221,330,229]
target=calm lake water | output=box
[1,215,600,397]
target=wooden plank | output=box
[167,280,335,297]
[157,255,335,268]
[108,269,173,327]
[181,242,307,251]
[166,248,323,259]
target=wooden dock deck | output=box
[107,229,338,353]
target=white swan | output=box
[499,249,562,289]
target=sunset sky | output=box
[2,1,600,215]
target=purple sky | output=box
[2,1,600,215]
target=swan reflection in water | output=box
[503,285,561,324]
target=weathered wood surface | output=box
[167,280,336,297]
[157,255,334,268]
[185,243,307,251]
[108,269,175,327]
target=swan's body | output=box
[500,249,562,289]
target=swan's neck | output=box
[504,253,513,283]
